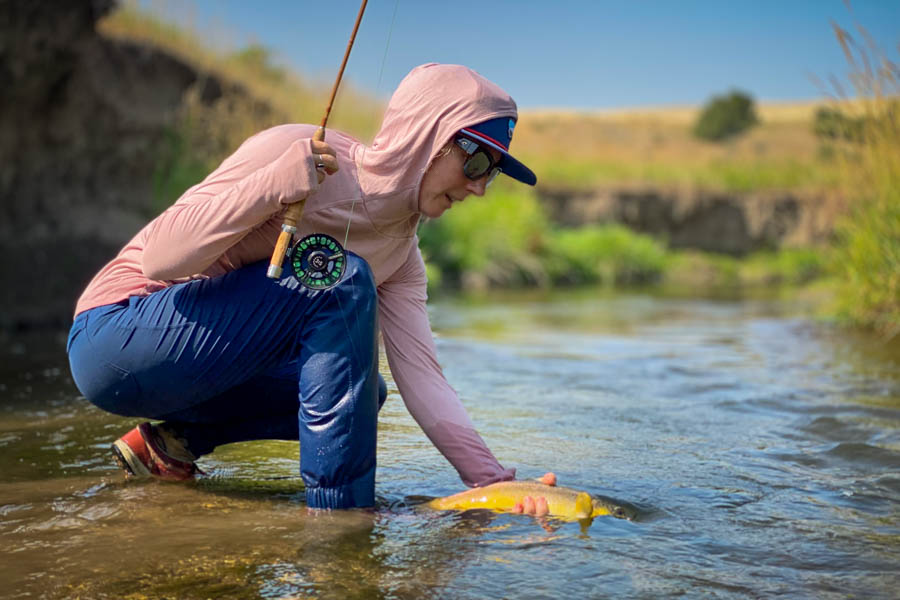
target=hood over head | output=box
[355,63,520,217]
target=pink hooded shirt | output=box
[74,63,518,487]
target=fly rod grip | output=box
[266,127,327,279]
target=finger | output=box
[310,140,337,162]
[512,502,524,514]
[534,497,549,516]
[310,141,339,176]
[540,472,557,486]
[319,154,339,175]
[522,496,536,515]
[312,152,339,175]
[310,139,336,154]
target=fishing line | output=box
[343,0,401,250]
[281,0,401,299]
[332,0,401,372]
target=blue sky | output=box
[149,0,900,109]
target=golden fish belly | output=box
[427,481,595,519]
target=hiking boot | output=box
[111,422,204,481]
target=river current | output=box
[1,290,898,599]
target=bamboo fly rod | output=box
[267,0,369,279]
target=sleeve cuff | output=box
[304,466,375,509]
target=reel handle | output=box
[266,127,326,279]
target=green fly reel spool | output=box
[289,233,346,290]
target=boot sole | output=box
[111,439,152,478]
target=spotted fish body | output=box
[427,481,634,520]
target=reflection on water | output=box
[1,290,898,599]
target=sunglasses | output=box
[454,137,502,185]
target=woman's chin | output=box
[421,197,450,218]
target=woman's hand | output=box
[310,140,339,184]
[539,472,556,486]
[511,472,557,516]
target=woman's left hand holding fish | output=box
[511,472,557,516]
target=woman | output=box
[67,63,538,509]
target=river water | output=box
[1,290,898,599]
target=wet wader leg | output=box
[296,253,379,509]
[158,371,388,457]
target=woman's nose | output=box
[466,177,487,197]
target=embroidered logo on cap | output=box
[508,119,516,142]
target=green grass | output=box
[151,122,215,213]
[418,185,549,289]
[542,226,667,286]
[522,155,838,192]
[664,248,828,291]
[419,184,824,294]
[831,191,900,337]
[825,23,900,338]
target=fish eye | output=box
[613,507,627,519]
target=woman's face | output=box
[418,141,502,218]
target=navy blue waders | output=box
[67,254,383,509]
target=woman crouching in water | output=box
[68,63,548,511]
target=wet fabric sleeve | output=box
[377,245,516,487]
[142,138,319,281]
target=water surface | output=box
[1,290,898,599]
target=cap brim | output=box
[460,132,537,186]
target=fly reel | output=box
[289,233,346,290]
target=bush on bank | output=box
[417,186,822,294]
[420,186,672,290]
[693,90,759,142]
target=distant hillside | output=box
[515,100,846,192]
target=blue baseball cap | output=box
[459,117,537,186]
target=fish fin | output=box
[575,492,593,519]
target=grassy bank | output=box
[418,182,828,295]
[98,4,381,137]
[99,3,381,212]
[825,24,900,338]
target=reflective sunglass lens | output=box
[463,152,492,179]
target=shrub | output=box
[543,225,667,286]
[418,185,550,289]
[741,248,827,286]
[693,90,759,142]
[813,107,865,142]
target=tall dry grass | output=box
[513,103,843,192]
[98,2,382,135]
[98,2,382,210]
[826,23,900,338]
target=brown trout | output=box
[427,481,635,520]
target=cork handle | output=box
[266,127,327,279]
